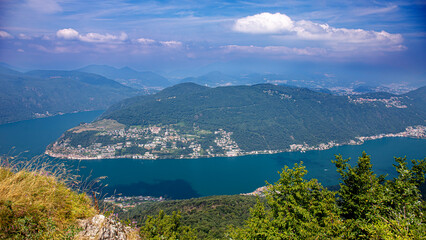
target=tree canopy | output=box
[230,152,426,239]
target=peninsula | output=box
[46,83,426,160]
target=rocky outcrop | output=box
[76,215,140,240]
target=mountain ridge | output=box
[0,66,139,124]
[78,64,171,89]
[46,83,426,159]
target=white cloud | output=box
[56,28,79,40]
[222,45,326,56]
[233,12,294,34]
[56,28,128,43]
[79,32,128,43]
[0,30,13,39]
[233,12,403,50]
[293,20,403,45]
[18,33,32,40]
[137,38,156,44]
[26,0,62,14]
[160,41,182,48]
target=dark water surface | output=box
[1,111,425,199]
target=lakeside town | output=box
[103,195,165,211]
[286,125,426,153]
[46,120,243,160]
[45,117,425,160]
[348,95,408,108]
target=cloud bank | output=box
[233,12,403,48]
[56,28,128,43]
[221,45,326,57]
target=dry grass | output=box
[0,155,97,239]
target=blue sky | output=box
[0,0,425,85]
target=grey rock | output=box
[76,215,139,240]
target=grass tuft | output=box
[0,156,97,239]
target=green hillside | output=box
[99,83,425,152]
[0,67,139,124]
[117,195,260,239]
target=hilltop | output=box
[46,83,426,160]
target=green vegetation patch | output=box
[120,152,426,239]
[0,164,96,239]
[230,153,426,239]
[100,84,426,152]
[120,195,260,239]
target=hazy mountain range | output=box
[77,65,171,89]
[0,63,421,125]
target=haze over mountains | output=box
[0,62,423,125]
[78,65,171,89]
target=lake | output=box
[1,111,425,199]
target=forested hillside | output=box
[99,83,425,152]
[0,66,139,124]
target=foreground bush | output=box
[139,210,197,240]
[0,158,96,239]
[230,152,426,239]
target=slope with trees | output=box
[0,66,139,124]
[97,83,425,153]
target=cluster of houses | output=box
[47,124,245,160]
[348,96,407,108]
[103,195,164,211]
[287,125,425,153]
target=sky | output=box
[0,0,425,86]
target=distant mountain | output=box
[0,67,139,124]
[47,83,426,160]
[0,65,22,76]
[403,86,426,116]
[0,63,28,73]
[180,71,334,89]
[78,65,171,89]
[180,71,240,87]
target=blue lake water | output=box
[1,111,425,199]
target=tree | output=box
[139,210,197,240]
[230,162,342,239]
[230,153,426,240]
[333,152,426,239]
[332,152,384,220]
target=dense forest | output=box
[100,83,426,152]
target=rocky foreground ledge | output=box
[76,214,140,240]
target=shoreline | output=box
[45,125,426,160]
[0,109,105,126]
